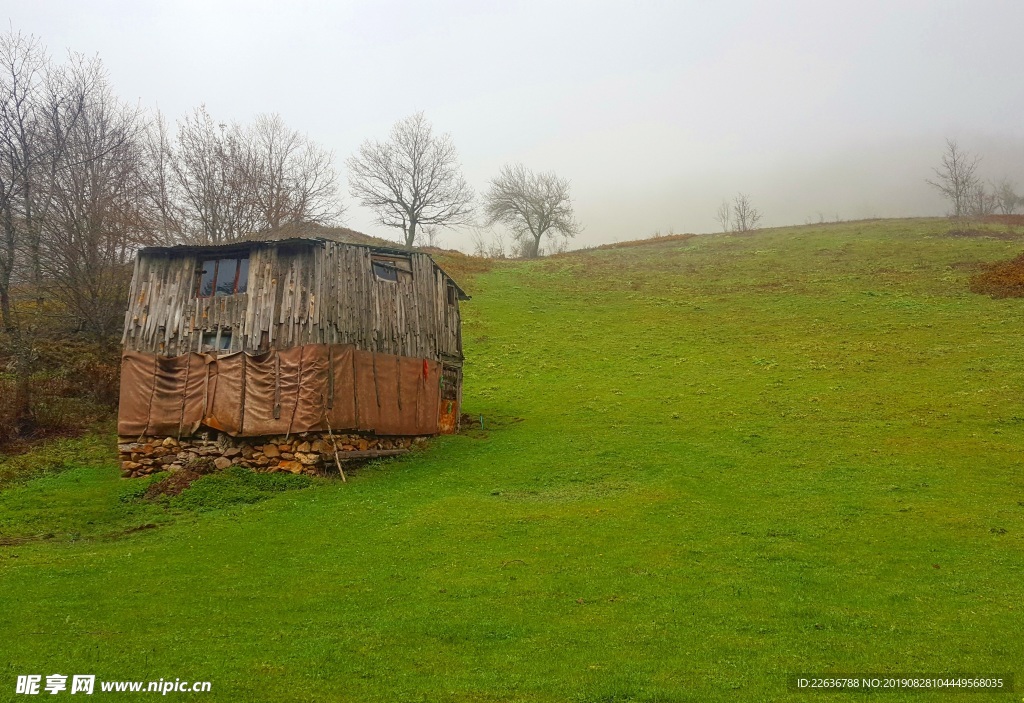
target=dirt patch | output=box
[970,253,1024,298]
[143,457,217,498]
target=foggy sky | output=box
[6,0,1024,250]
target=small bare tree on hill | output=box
[732,193,761,232]
[484,164,581,258]
[926,139,980,218]
[347,112,474,247]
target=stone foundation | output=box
[118,431,423,478]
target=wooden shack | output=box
[116,226,467,477]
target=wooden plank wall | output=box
[121,241,463,363]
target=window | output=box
[372,261,398,282]
[447,284,457,306]
[371,254,412,283]
[196,256,249,297]
[201,330,232,351]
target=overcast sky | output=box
[6,0,1024,249]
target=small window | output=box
[371,254,412,283]
[201,330,232,351]
[447,284,457,306]
[196,256,249,297]
[372,261,399,282]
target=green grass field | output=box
[2,218,1024,702]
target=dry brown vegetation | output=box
[970,252,1024,298]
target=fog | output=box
[7,0,1024,248]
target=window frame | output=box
[195,255,249,298]
[371,254,412,284]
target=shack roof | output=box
[137,223,469,299]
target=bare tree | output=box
[347,112,475,246]
[0,30,49,326]
[149,108,343,245]
[41,55,149,345]
[732,193,761,232]
[715,199,732,232]
[926,139,981,218]
[246,113,342,230]
[993,178,1019,215]
[141,109,183,245]
[484,163,581,258]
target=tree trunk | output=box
[530,233,542,258]
[0,287,11,331]
[406,219,417,247]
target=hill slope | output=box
[2,218,1024,701]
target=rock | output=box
[277,444,293,452]
[357,439,369,451]
[139,459,155,467]
[278,460,303,474]
[224,447,241,458]
[297,452,319,466]
[162,437,179,448]
[281,452,294,460]
[262,444,280,458]
[158,455,177,466]
[121,461,141,472]
[342,444,355,451]
[310,440,324,453]
[118,443,133,453]
[214,457,233,470]
[296,441,311,453]
[241,445,255,459]
[254,456,270,467]
[151,447,169,458]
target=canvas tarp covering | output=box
[118,344,442,438]
[118,352,210,437]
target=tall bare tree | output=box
[0,30,48,327]
[347,112,475,246]
[152,108,343,245]
[247,113,342,230]
[484,164,581,258]
[926,139,980,218]
[42,55,149,345]
[732,193,762,232]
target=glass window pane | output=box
[373,261,398,282]
[215,258,238,296]
[198,260,216,297]
[236,257,249,294]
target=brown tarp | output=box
[118,351,210,437]
[118,344,443,438]
[326,344,357,431]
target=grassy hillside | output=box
[2,218,1023,702]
